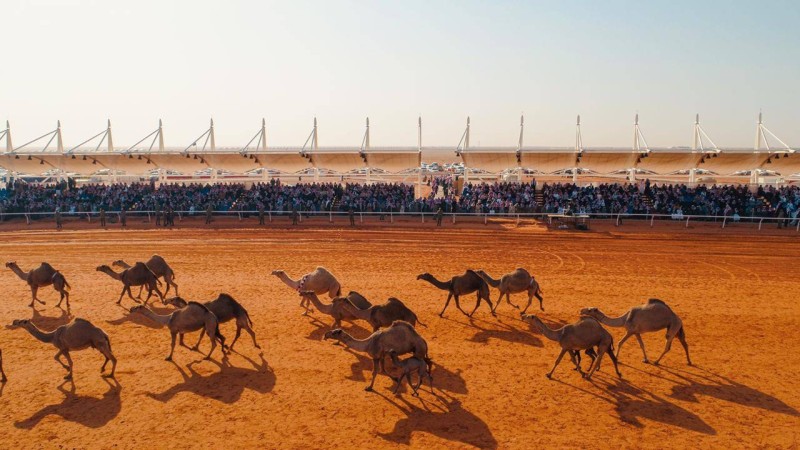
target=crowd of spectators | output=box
[1,178,799,224]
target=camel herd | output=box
[0,258,692,396]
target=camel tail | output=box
[55,272,71,291]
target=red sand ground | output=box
[0,218,798,449]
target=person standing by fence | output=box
[349,207,355,226]
[258,205,265,225]
[206,205,213,225]
[99,208,106,228]
[120,208,127,228]
[55,209,63,230]
[436,207,443,227]
[291,207,299,225]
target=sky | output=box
[0,0,798,150]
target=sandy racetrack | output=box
[0,221,798,448]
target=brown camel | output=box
[521,314,621,380]
[0,349,6,383]
[271,267,342,314]
[299,291,366,328]
[130,302,226,361]
[389,350,432,396]
[417,271,493,317]
[113,255,178,296]
[9,318,116,380]
[166,293,260,351]
[473,268,544,313]
[97,263,164,305]
[580,298,691,366]
[5,261,71,308]
[323,321,432,391]
[340,296,426,331]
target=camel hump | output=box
[390,320,417,331]
[188,301,212,313]
[647,298,667,305]
[40,262,55,270]
[217,293,236,302]
[386,297,405,306]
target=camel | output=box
[340,296,426,331]
[166,293,260,351]
[580,298,691,366]
[521,314,621,380]
[271,267,342,315]
[389,350,432,396]
[130,302,226,361]
[323,320,432,391]
[417,270,493,317]
[299,291,366,329]
[0,349,6,383]
[5,261,71,308]
[97,263,164,305]
[113,255,178,297]
[473,268,544,313]
[9,318,116,380]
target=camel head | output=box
[8,319,30,329]
[579,307,601,319]
[165,297,188,308]
[5,261,17,269]
[416,273,431,281]
[520,313,538,323]
[96,265,111,272]
[111,260,127,268]
[323,329,344,341]
[129,305,148,315]
[270,270,285,276]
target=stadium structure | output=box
[0,114,797,186]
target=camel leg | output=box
[585,346,606,380]
[189,330,205,351]
[99,342,117,378]
[239,319,260,349]
[535,290,544,311]
[568,351,585,377]
[135,285,144,299]
[467,294,482,317]
[506,292,520,309]
[677,327,692,366]
[615,331,635,361]
[166,332,177,361]
[607,346,622,378]
[520,292,534,314]
[204,323,217,360]
[163,277,171,296]
[393,372,406,394]
[54,351,70,371]
[365,358,381,392]
[634,333,650,364]
[126,285,138,302]
[439,293,454,317]
[31,285,45,306]
[230,327,243,352]
[653,326,680,366]
[62,351,74,380]
[168,276,179,296]
[546,349,569,379]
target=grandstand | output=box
[1,114,797,187]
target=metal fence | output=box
[0,209,798,232]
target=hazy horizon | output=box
[1,0,798,149]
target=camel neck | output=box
[342,300,371,319]
[421,275,451,291]
[140,309,171,327]
[276,273,300,290]
[530,318,562,342]
[477,271,500,288]
[8,265,28,281]
[23,324,56,344]
[100,267,123,281]
[596,311,628,327]
[338,331,371,353]
[304,293,332,314]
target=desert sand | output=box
[0,218,798,449]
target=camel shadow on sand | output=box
[147,354,275,404]
[465,314,543,348]
[15,378,122,429]
[653,365,798,417]
[305,315,370,341]
[554,373,716,435]
[375,391,498,449]
[105,304,175,330]
[30,307,73,330]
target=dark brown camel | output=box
[6,261,71,308]
[416,270,493,317]
[166,293,260,351]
